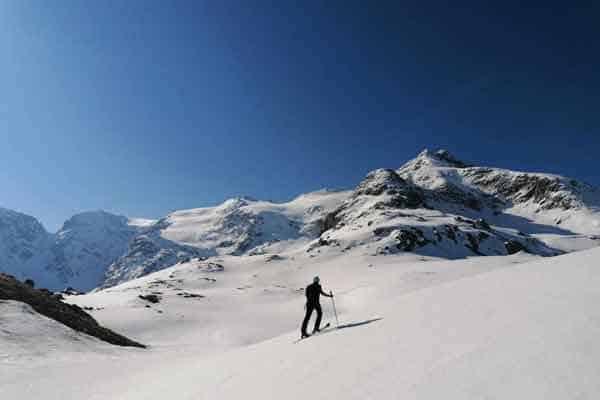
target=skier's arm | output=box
[321,288,333,297]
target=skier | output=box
[300,276,333,338]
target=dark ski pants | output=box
[301,302,322,335]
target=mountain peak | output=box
[220,196,257,209]
[415,149,472,168]
[60,210,129,231]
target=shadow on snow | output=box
[336,317,383,330]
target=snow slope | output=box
[3,246,600,399]
[0,300,117,363]
[175,247,600,400]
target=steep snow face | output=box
[0,208,54,287]
[46,211,139,291]
[101,190,351,287]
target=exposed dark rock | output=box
[62,286,83,296]
[395,229,430,251]
[431,149,473,168]
[463,168,587,210]
[196,262,224,273]
[138,294,161,304]
[177,292,205,299]
[445,225,458,242]
[505,240,526,255]
[319,210,341,234]
[24,279,35,288]
[378,191,424,209]
[53,293,65,301]
[465,233,481,255]
[0,273,145,348]
[373,227,395,237]
[435,183,484,211]
[318,237,330,246]
[473,218,491,231]
[355,169,408,197]
[353,169,425,209]
[264,254,284,262]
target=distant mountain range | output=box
[2,149,599,291]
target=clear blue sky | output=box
[1,1,598,231]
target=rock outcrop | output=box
[0,273,145,348]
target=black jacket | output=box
[305,282,329,305]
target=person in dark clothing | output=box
[301,276,333,338]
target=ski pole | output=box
[330,291,339,327]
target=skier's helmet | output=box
[313,276,320,283]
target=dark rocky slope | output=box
[0,273,145,348]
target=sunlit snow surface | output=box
[3,150,600,399]
[3,246,600,399]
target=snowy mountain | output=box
[1,150,599,292]
[103,151,600,288]
[102,190,351,287]
[398,149,600,236]
[0,209,150,292]
[0,208,54,286]
[47,211,141,291]
[316,168,557,260]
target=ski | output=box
[294,323,331,343]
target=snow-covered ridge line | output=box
[1,149,599,292]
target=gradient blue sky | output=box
[1,1,598,231]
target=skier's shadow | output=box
[336,317,383,330]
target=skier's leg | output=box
[301,304,314,336]
[313,304,323,333]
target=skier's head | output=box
[313,276,320,284]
